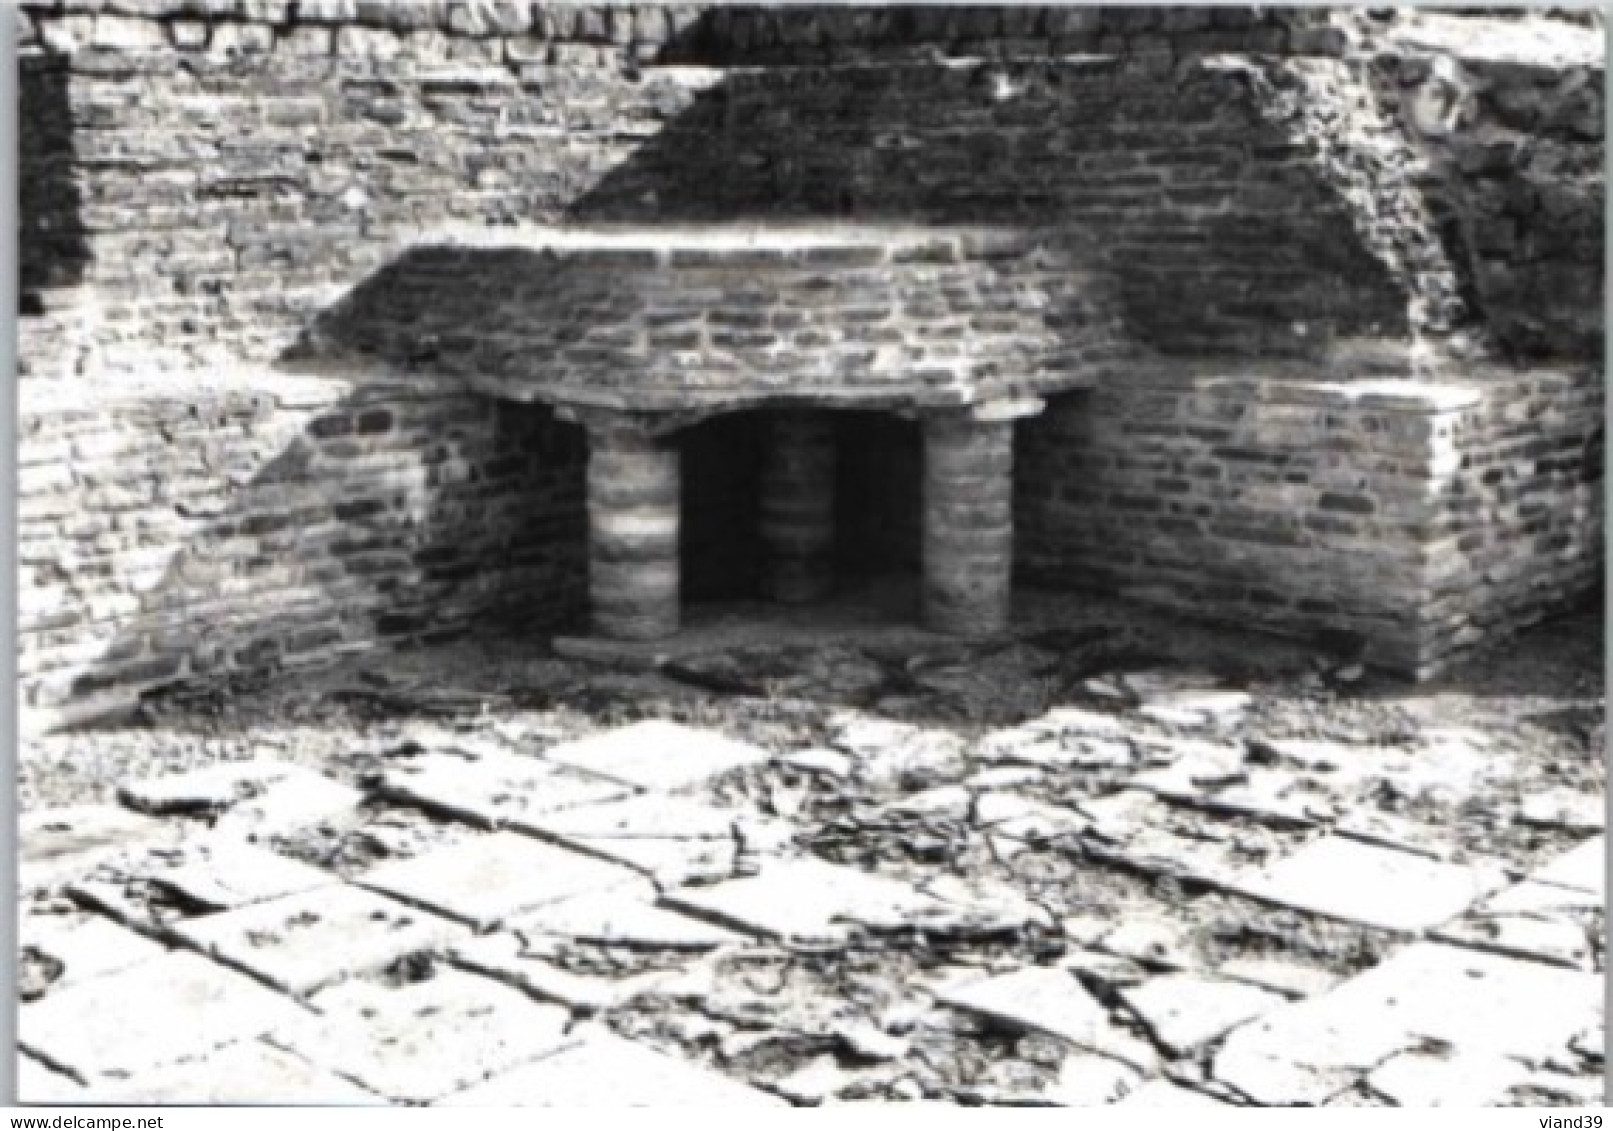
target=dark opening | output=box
[678,408,922,604]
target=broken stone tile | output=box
[530,793,749,840]
[450,933,676,1012]
[1531,835,1604,894]
[514,888,744,949]
[21,914,166,990]
[525,794,783,884]
[541,720,769,792]
[1113,1078,1231,1107]
[20,806,171,891]
[443,1031,784,1106]
[173,884,465,995]
[121,838,335,912]
[1118,974,1287,1055]
[1214,942,1602,1106]
[1224,835,1507,933]
[1517,790,1604,833]
[936,966,1137,1062]
[1042,1052,1141,1105]
[1034,706,1128,739]
[1095,918,1199,970]
[358,832,642,933]
[20,951,308,1080]
[914,873,1054,932]
[378,749,631,830]
[664,857,951,945]
[973,793,1088,841]
[269,968,575,1104]
[211,767,367,839]
[17,1052,86,1103]
[1215,957,1340,1000]
[1431,880,1598,969]
[1365,1046,1531,1107]
[1195,770,1342,825]
[95,1039,382,1105]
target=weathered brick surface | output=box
[1017,364,1603,676]
[19,373,586,724]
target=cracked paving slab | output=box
[1221,834,1510,933]
[20,805,173,892]
[173,884,467,996]
[119,760,364,835]
[358,832,644,933]
[1117,973,1288,1056]
[267,968,576,1104]
[377,749,632,831]
[449,932,682,1012]
[84,838,338,916]
[512,888,747,950]
[92,1039,383,1105]
[21,913,167,992]
[20,951,309,1080]
[443,1030,786,1106]
[1431,879,1601,969]
[1213,942,1603,1105]
[662,856,1003,945]
[934,964,1156,1070]
[539,721,771,792]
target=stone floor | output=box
[16,593,1606,1106]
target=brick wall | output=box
[1016,364,1603,676]
[20,373,586,728]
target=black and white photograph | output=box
[14,0,1607,1108]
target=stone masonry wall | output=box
[20,373,586,728]
[1016,364,1603,677]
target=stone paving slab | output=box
[1214,942,1603,1105]
[1112,1079,1232,1107]
[95,1039,383,1105]
[444,1031,786,1106]
[20,951,309,1080]
[450,933,680,1012]
[17,1052,87,1103]
[1042,1052,1142,1105]
[378,750,632,830]
[513,888,746,950]
[1531,835,1604,893]
[1222,834,1508,933]
[663,856,952,945]
[1364,1047,1533,1107]
[1117,973,1288,1055]
[540,720,770,791]
[358,832,643,933]
[20,806,171,891]
[22,913,167,990]
[174,884,467,995]
[1431,878,1600,969]
[1213,957,1341,1000]
[935,965,1148,1068]
[267,968,576,1104]
[116,838,337,912]
[120,759,356,820]
[211,767,368,839]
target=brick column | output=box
[759,410,836,604]
[921,402,1039,636]
[585,416,681,640]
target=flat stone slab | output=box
[119,759,360,826]
[268,969,575,1104]
[20,951,307,1079]
[1223,835,1506,933]
[540,720,770,791]
[378,750,631,830]
[95,1039,382,1105]
[20,805,170,891]
[1517,790,1604,833]
[22,914,167,992]
[358,832,642,933]
[17,1053,86,1103]
[451,933,680,1012]
[936,966,1124,1058]
[1365,1046,1533,1107]
[174,884,466,995]
[1041,1053,1142,1105]
[528,794,790,883]
[1118,973,1287,1055]
[1531,835,1604,893]
[444,1032,785,1106]
[663,857,951,945]
[514,889,745,950]
[1214,942,1603,1105]
[1113,1079,1231,1107]
[1214,958,1340,1000]
[116,838,336,912]
[1431,879,1600,969]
